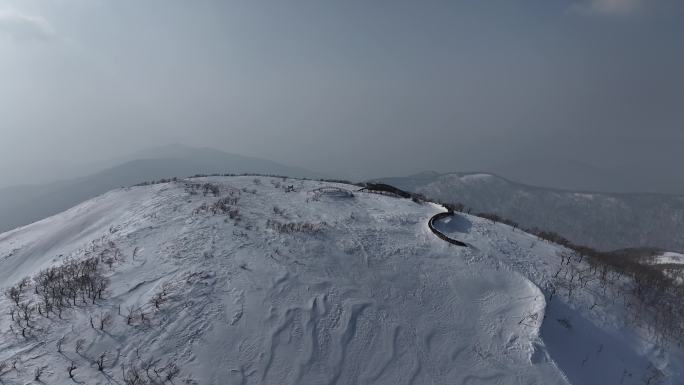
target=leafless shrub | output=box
[183,181,221,196]
[126,306,137,325]
[194,194,240,217]
[125,305,150,325]
[99,312,113,331]
[202,183,220,197]
[476,212,520,229]
[266,220,327,235]
[151,290,167,310]
[168,363,181,381]
[95,351,108,371]
[211,196,240,214]
[5,286,21,306]
[192,203,209,214]
[18,302,34,328]
[121,357,184,385]
[34,366,46,381]
[0,361,9,380]
[123,364,148,385]
[68,362,77,378]
[57,335,66,353]
[140,357,159,382]
[75,338,86,354]
[272,206,285,216]
[133,177,178,187]
[184,182,201,195]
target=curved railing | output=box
[357,183,468,247]
[428,210,468,247]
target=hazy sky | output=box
[1,0,682,187]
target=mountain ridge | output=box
[373,171,684,252]
[0,146,323,233]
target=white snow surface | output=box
[0,176,681,384]
[459,173,495,183]
[650,252,684,265]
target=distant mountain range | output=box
[373,171,684,252]
[483,154,684,195]
[0,144,323,233]
[3,145,682,253]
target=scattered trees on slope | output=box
[3,254,113,340]
[266,219,327,235]
[121,357,192,385]
[430,195,684,346]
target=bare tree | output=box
[5,286,21,306]
[123,364,149,385]
[67,362,77,378]
[164,362,180,382]
[0,361,9,381]
[57,336,66,353]
[140,357,160,383]
[75,338,86,354]
[126,306,136,325]
[151,291,167,310]
[18,302,34,329]
[100,312,113,331]
[105,257,115,270]
[34,366,46,381]
[95,351,108,372]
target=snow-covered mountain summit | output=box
[0,176,681,384]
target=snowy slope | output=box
[649,252,684,266]
[433,215,684,384]
[0,144,323,234]
[0,176,680,384]
[374,171,684,252]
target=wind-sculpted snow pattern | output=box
[432,214,684,384]
[0,176,680,384]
